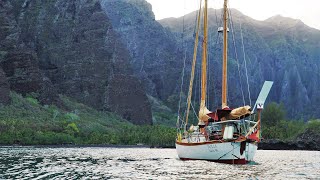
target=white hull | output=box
[176,141,257,164]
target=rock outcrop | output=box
[0,0,152,125]
[295,129,320,150]
[101,0,185,100]
[259,129,320,151]
[106,75,152,125]
[0,0,57,104]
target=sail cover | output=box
[199,105,212,123]
[227,105,252,119]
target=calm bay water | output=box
[0,147,319,179]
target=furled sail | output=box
[199,101,212,123]
[227,105,252,119]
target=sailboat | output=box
[175,0,273,164]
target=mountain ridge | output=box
[1,0,319,123]
[159,8,320,119]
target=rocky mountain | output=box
[0,0,152,125]
[1,0,319,125]
[159,9,320,119]
[101,0,185,100]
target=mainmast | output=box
[222,0,228,108]
[199,0,208,119]
[184,0,202,130]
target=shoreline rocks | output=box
[259,129,320,151]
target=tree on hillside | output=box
[261,102,286,139]
[262,102,286,127]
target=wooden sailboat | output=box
[175,0,273,164]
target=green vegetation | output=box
[149,94,199,127]
[153,112,176,127]
[261,102,320,140]
[306,119,320,133]
[1,93,319,146]
[148,95,177,127]
[0,92,176,146]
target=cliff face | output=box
[0,0,152,125]
[101,0,185,100]
[159,9,320,119]
[0,0,48,103]
[0,67,10,105]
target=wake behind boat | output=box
[175,0,273,164]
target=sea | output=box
[0,147,319,179]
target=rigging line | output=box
[177,0,188,126]
[191,0,202,126]
[177,48,186,125]
[215,33,223,109]
[214,0,219,25]
[228,7,246,106]
[193,67,197,111]
[207,3,215,110]
[207,22,215,109]
[240,20,252,107]
[213,14,222,110]
[179,120,185,130]
[184,0,202,130]
[182,108,187,127]
[193,1,200,35]
[209,2,219,110]
[193,64,199,120]
[190,102,200,121]
[219,3,224,30]
[217,142,242,160]
[198,60,201,110]
[199,60,201,109]
[179,105,187,130]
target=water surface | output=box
[0,147,319,179]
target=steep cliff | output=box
[0,0,152,125]
[159,9,320,119]
[0,67,10,105]
[101,0,185,100]
[0,0,52,104]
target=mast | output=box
[222,0,228,108]
[200,0,208,112]
[185,0,202,130]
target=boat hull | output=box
[176,141,257,164]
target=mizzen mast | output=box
[222,0,228,108]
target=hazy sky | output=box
[145,0,320,30]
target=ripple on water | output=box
[0,147,319,179]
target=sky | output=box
[145,0,320,30]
